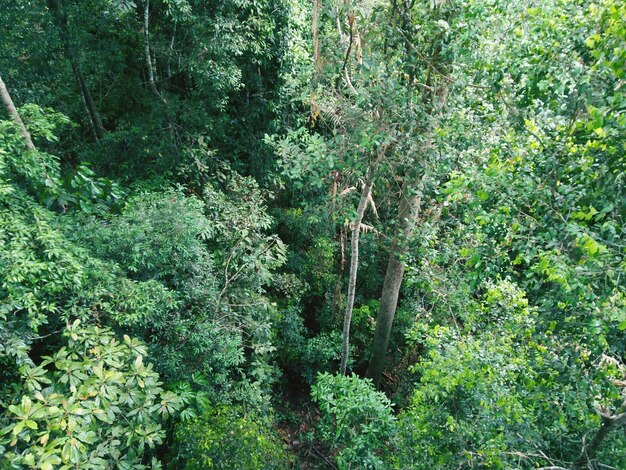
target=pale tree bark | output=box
[0,74,36,151]
[143,0,167,107]
[340,150,384,374]
[142,0,175,138]
[367,182,420,386]
[312,0,322,75]
[335,2,343,39]
[331,171,346,319]
[166,23,176,79]
[341,11,359,95]
[46,0,105,140]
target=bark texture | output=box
[367,184,420,386]
[0,74,36,151]
[142,0,175,139]
[143,0,168,107]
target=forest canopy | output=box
[0,0,624,468]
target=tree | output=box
[367,181,421,385]
[1,0,625,467]
[337,0,454,386]
[341,146,385,374]
[140,0,175,138]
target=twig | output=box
[310,445,337,470]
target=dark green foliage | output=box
[67,178,285,398]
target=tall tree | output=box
[367,182,421,384]
[141,0,175,139]
[340,148,384,374]
[367,0,451,386]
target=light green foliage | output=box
[267,127,331,190]
[64,257,180,328]
[0,106,287,464]
[1,106,121,210]
[588,0,626,82]
[0,192,83,337]
[71,187,214,290]
[311,372,396,469]
[175,405,292,469]
[203,169,287,300]
[398,281,612,468]
[0,321,179,469]
[0,112,84,370]
[391,0,626,466]
[0,110,174,376]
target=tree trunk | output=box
[143,0,165,105]
[340,151,383,374]
[365,41,446,386]
[0,74,36,151]
[367,182,421,386]
[77,81,99,141]
[572,411,626,469]
[71,61,105,140]
[312,0,322,75]
[142,0,175,138]
[46,0,105,140]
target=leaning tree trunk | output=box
[572,411,626,469]
[340,151,384,375]
[70,60,105,140]
[46,0,105,140]
[0,74,36,151]
[367,182,420,386]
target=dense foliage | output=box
[0,0,624,468]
